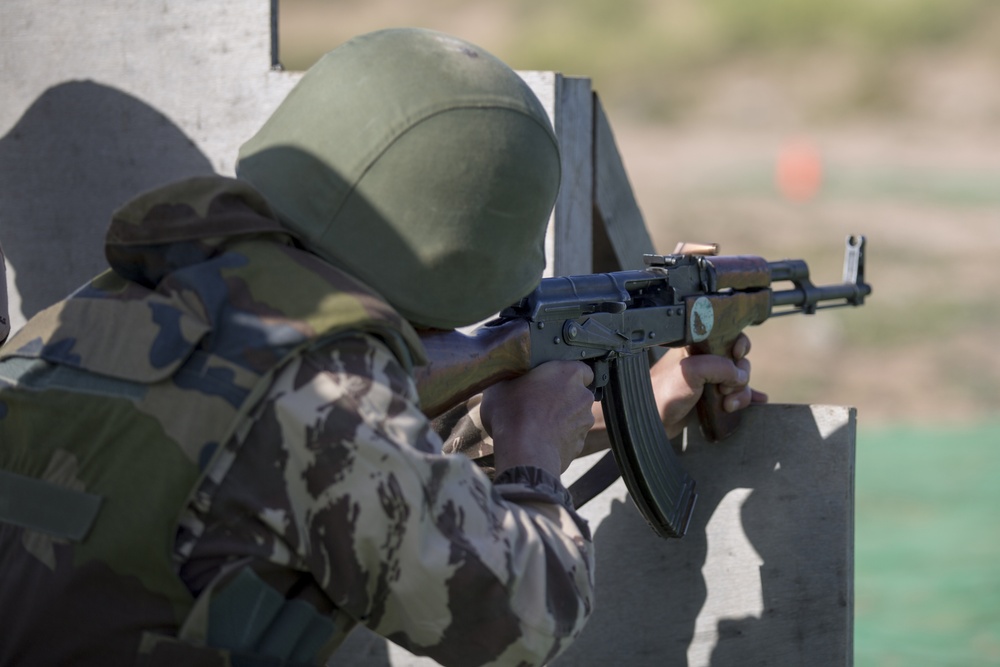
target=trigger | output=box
[588,358,610,399]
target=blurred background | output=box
[279,1,1000,664]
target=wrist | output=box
[494,455,561,479]
[493,433,561,478]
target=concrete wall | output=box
[0,0,299,330]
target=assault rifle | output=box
[415,236,871,539]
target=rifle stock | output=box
[415,236,871,538]
[415,320,532,420]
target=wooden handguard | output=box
[685,254,774,441]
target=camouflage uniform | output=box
[0,177,594,666]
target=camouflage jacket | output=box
[0,176,594,667]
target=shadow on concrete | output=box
[0,80,214,320]
[552,404,853,667]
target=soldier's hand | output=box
[482,361,596,476]
[583,333,768,455]
[651,332,768,439]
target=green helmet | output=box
[237,28,560,329]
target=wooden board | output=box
[519,72,594,278]
[592,95,658,271]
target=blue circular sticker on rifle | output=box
[689,297,714,342]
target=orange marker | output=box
[776,139,822,202]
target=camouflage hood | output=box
[104,174,426,368]
[104,175,293,287]
[3,175,426,385]
[236,28,561,330]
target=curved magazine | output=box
[601,352,698,538]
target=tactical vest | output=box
[0,237,424,666]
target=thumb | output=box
[679,354,748,390]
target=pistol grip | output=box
[695,383,743,442]
[690,336,743,442]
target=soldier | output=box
[0,29,757,666]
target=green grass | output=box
[855,422,1000,666]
